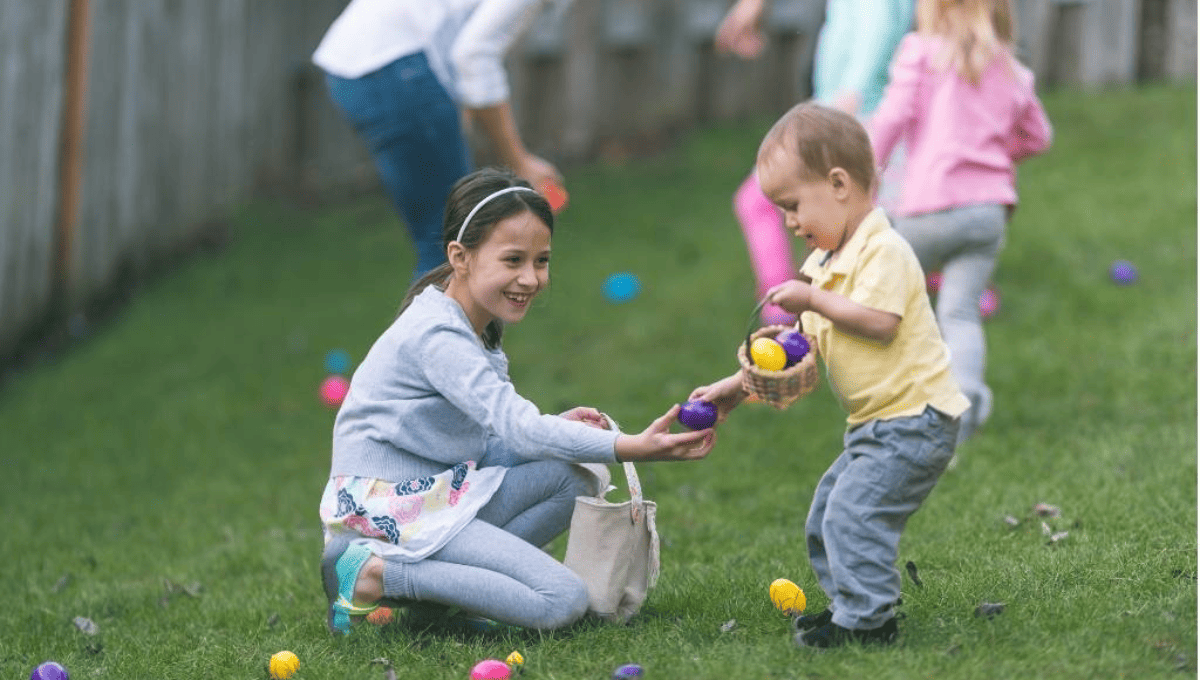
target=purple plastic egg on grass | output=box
[774,330,810,366]
[613,663,644,680]
[678,400,717,430]
[31,662,69,680]
[1110,259,1138,285]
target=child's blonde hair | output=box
[917,0,1016,85]
[759,103,876,195]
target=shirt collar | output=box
[819,207,890,276]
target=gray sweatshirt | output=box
[330,286,619,483]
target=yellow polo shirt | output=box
[799,207,969,426]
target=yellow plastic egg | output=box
[268,651,299,680]
[750,338,787,371]
[769,578,806,615]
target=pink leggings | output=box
[734,172,796,324]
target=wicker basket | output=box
[737,324,820,409]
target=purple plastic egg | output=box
[775,330,810,366]
[678,400,717,430]
[1110,259,1138,285]
[31,662,68,680]
[612,663,644,680]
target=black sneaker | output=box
[794,618,898,649]
[792,608,833,632]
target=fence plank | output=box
[1167,0,1198,80]
[0,0,69,355]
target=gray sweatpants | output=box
[380,454,596,630]
[807,406,959,630]
[893,203,1006,443]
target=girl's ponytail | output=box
[396,263,452,320]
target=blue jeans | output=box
[380,453,597,630]
[806,406,958,630]
[893,204,1007,443]
[324,52,471,280]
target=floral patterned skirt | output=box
[319,461,506,562]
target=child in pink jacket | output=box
[869,0,1052,445]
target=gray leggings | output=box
[380,457,595,630]
[893,204,1007,443]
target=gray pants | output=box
[893,204,1006,443]
[381,455,596,630]
[807,406,958,630]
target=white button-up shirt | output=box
[313,0,554,108]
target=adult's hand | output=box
[715,0,767,59]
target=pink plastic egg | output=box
[979,287,999,319]
[470,659,511,680]
[320,375,349,407]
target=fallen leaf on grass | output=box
[1046,531,1069,545]
[161,578,204,606]
[73,616,99,635]
[1033,503,1061,518]
[162,578,203,597]
[905,560,923,587]
[371,658,397,680]
[974,602,1005,619]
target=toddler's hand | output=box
[688,374,747,424]
[765,280,813,315]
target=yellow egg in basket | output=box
[750,337,787,371]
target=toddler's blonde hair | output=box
[917,0,1016,84]
[759,103,876,196]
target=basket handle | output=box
[600,414,645,524]
[744,296,770,362]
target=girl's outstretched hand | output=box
[615,404,715,462]
[559,406,610,429]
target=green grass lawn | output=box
[1,85,1195,680]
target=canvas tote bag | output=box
[563,458,659,623]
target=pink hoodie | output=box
[869,33,1053,217]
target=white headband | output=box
[455,186,539,243]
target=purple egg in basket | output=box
[775,330,810,367]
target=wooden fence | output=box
[0,0,1195,367]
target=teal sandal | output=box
[320,536,379,635]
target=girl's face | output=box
[448,209,551,335]
[756,146,853,253]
